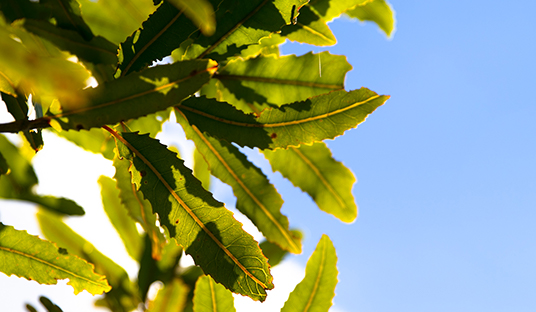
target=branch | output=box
[0,118,51,133]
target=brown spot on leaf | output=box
[76,124,84,130]
[140,170,147,177]
[270,133,277,139]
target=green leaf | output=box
[210,51,351,113]
[148,278,189,312]
[167,0,215,36]
[40,0,94,40]
[346,0,395,37]
[264,142,357,222]
[0,222,111,295]
[0,150,8,176]
[281,234,338,312]
[176,111,301,254]
[39,296,64,312]
[259,229,302,267]
[0,70,16,96]
[0,0,44,23]
[177,89,389,150]
[45,59,216,131]
[19,194,85,216]
[183,0,309,61]
[1,91,44,151]
[238,34,285,59]
[307,0,370,22]
[99,175,143,260]
[25,303,38,312]
[55,128,116,159]
[193,275,236,312]
[77,0,155,45]
[22,19,118,65]
[113,155,166,259]
[280,5,336,46]
[113,130,274,301]
[193,147,211,190]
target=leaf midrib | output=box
[214,74,343,90]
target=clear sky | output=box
[2,1,536,311]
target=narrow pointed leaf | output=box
[45,59,216,131]
[113,155,166,259]
[280,6,336,46]
[193,275,236,312]
[346,0,395,37]
[77,0,155,45]
[22,19,118,65]
[19,194,85,215]
[259,229,302,267]
[1,91,44,151]
[112,130,273,301]
[212,52,351,112]
[0,222,111,295]
[148,278,189,312]
[99,175,143,260]
[307,0,370,22]
[38,296,63,312]
[264,142,357,222]
[25,303,38,312]
[177,89,389,150]
[40,0,94,40]
[177,111,301,253]
[281,234,338,312]
[167,0,215,36]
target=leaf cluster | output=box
[0,0,394,310]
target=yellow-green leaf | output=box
[346,0,395,37]
[264,142,357,222]
[176,110,301,253]
[280,6,336,46]
[307,0,371,22]
[281,234,338,312]
[0,222,110,295]
[112,130,274,301]
[193,275,236,312]
[148,278,189,312]
[167,0,215,36]
[177,89,389,150]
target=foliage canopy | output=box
[0,0,394,310]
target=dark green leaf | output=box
[39,296,63,312]
[40,0,94,40]
[177,89,389,150]
[0,150,8,176]
[113,130,273,301]
[1,91,43,151]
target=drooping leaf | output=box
[22,19,118,65]
[112,130,274,301]
[193,147,211,190]
[307,0,371,22]
[281,234,338,312]
[167,0,215,36]
[113,155,166,259]
[45,59,216,131]
[77,0,155,45]
[40,0,94,40]
[176,111,301,253]
[99,175,143,260]
[193,275,236,312]
[1,91,44,151]
[264,142,357,222]
[259,229,302,267]
[210,52,351,113]
[183,0,308,61]
[0,222,111,295]
[148,278,189,312]
[38,296,64,312]
[37,211,139,312]
[346,0,395,37]
[280,5,336,46]
[177,89,389,150]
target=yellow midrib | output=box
[303,241,326,312]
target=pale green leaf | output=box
[45,59,216,131]
[193,275,236,312]
[239,34,285,59]
[280,6,336,46]
[167,0,215,36]
[0,70,16,97]
[264,142,357,222]
[40,0,94,40]
[177,89,389,150]
[0,222,111,295]
[210,52,351,113]
[113,130,273,301]
[77,0,155,45]
[99,175,143,260]
[346,0,395,37]
[113,155,166,260]
[148,278,189,312]
[55,128,116,160]
[176,111,301,253]
[281,234,338,312]
[193,147,211,190]
[308,0,371,22]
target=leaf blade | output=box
[193,275,236,312]
[346,0,395,37]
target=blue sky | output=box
[2,1,536,311]
[278,1,536,311]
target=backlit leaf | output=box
[99,175,143,260]
[1,91,44,151]
[346,0,395,37]
[193,275,236,312]
[193,147,211,190]
[307,0,371,22]
[211,52,351,113]
[0,222,110,295]
[280,5,336,46]
[112,130,274,301]
[148,278,189,312]
[177,89,389,150]
[45,59,216,131]
[264,142,357,222]
[176,110,301,253]
[281,234,338,312]
[40,0,94,40]
[259,229,302,267]
[167,0,215,36]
